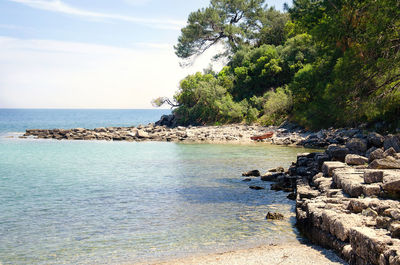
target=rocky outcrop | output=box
[292,133,400,264]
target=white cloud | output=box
[8,0,185,30]
[0,36,225,108]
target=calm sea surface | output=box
[0,109,311,264]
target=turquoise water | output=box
[0,109,309,264]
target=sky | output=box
[0,0,289,109]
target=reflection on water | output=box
[0,139,313,264]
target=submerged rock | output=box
[266,212,284,220]
[249,185,264,190]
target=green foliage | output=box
[174,0,289,59]
[154,0,400,130]
[259,86,293,125]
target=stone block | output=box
[322,161,347,177]
[364,170,384,184]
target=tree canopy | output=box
[155,0,400,131]
[174,0,289,59]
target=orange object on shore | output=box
[250,132,274,140]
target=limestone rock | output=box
[364,170,384,184]
[322,161,347,177]
[369,158,400,169]
[383,171,400,193]
[266,212,284,220]
[242,170,261,177]
[137,130,150,138]
[345,154,368,165]
[368,148,385,163]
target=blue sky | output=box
[0,0,289,108]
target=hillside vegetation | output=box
[154,0,400,130]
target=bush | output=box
[259,86,293,125]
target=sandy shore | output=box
[136,242,347,265]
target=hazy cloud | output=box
[8,0,185,30]
[0,36,225,108]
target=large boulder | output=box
[346,138,368,155]
[137,130,150,138]
[345,154,368,165]
[368,132,384,148]
[368,148,385,163]
[384,134,400,152]
[364,170,384,184]
[155,114,177,127]
[326,144,349,162]
[369,158,400,169]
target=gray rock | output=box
[261,172,283,181]
[345,154,368,165]
[365,147,378,158]
[369,158,400,169]
[383,172,400,193]
[326,144,349,162]
[368,132,384,147]
[368,148,385,163]
[364,170,384,184]
[242,170,261,177]
[249,185,264,190]
[384,147,397,157]
[322,161,347,177]
[346,138,368,155]
[384,134,400,152]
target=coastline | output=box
[18,122,400,264]
[137,241,346,265]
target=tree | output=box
[174,0,288,60]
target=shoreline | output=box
[136,241,346,265]
[20,123,314,147]
[18,123,400,264]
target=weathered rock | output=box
[364,170,384,184]
[385,147,398,158]
[266,212,284,220]
[326,144,349,162]
[369,158,400,169]
[346,138,368,155]
[260,172,283,181]
[242,178,252,182]
[297,185,320,199]
[249,185,264,190]
[368,132,384,148]
[322,161,347,177]
[287,192,296,200]
[345,154,368,165]
[383,171,400,193]
[137,130,150,138]
[362,184,381,197]
[242,170,261,177]
[268,166,285,173]
[384,135,400,152]
[390,223,400,238]
[368,148,385,163]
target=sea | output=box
[0,109,311,265]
